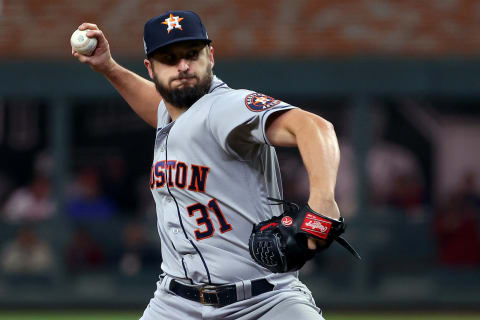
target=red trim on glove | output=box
[260,222,278,231]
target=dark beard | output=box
[153,69,213,109]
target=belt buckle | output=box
[199,285,221,306]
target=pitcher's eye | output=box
[186,49,199,60]
[160,54,177,65]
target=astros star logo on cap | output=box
[162,13,184,33]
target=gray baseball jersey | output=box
[149,75,298,285]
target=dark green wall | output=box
[1,58,479,97]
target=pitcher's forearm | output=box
[72,24,161,128]
[105,61,161,128]
[296,115,341,218]
[266,109,341,219]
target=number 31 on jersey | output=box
[187,198,232,241]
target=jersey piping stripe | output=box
[181,258,194,284]
[164,132,189,239]
[208,81,226,94]
[188,239,212,284]
[164,130,213,284]
[171,240,194,284]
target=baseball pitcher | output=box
[72,10,359,320]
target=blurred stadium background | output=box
[0,0,479,319]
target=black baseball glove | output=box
[249,198,361,273]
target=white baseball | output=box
[70,29,98,56]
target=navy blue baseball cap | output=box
[143,10,211,57]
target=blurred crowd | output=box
[0,101,479,288]
[0,151,162,284]
[1,151,479,285]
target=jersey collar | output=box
[208,75,227,94]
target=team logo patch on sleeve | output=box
[245,93,281,112]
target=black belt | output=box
[168,278,274,307]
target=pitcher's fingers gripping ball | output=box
[70,29,98,56]
[249,198,361,273]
